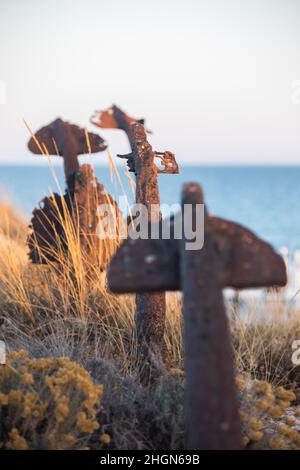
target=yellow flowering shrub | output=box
[0,350,106,450]
[237,374,300,449]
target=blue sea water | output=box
[0,164,299,251]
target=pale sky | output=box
[0,0,300,165]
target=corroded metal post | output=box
[126,124,165,360]
[107,181,287,449]
[119,124,178,364]
[180,183,240,449]
[91,106,179,363]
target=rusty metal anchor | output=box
[27,118,121,269]
[107,182,287,449]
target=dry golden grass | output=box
[0,200,184,449]
[0,203,27,243]
[0,176,300,449]
[232,295,300,390]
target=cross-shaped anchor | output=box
[107,182,287,450]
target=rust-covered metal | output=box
[180,183,241,450]
[107,181,287,449]
[123,124,172,359]
[118,148,179,176]
[27,119,121,270]
[107,214,287,292]
[91,104,178,175]
[28,192,71,264]
[28,165,122,270]
[154,151,179,174]
[28,118,106,186]
[91,107,179,361]
[90,104,150,148]
[71,164,121,269]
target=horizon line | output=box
[0,162,300,168]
